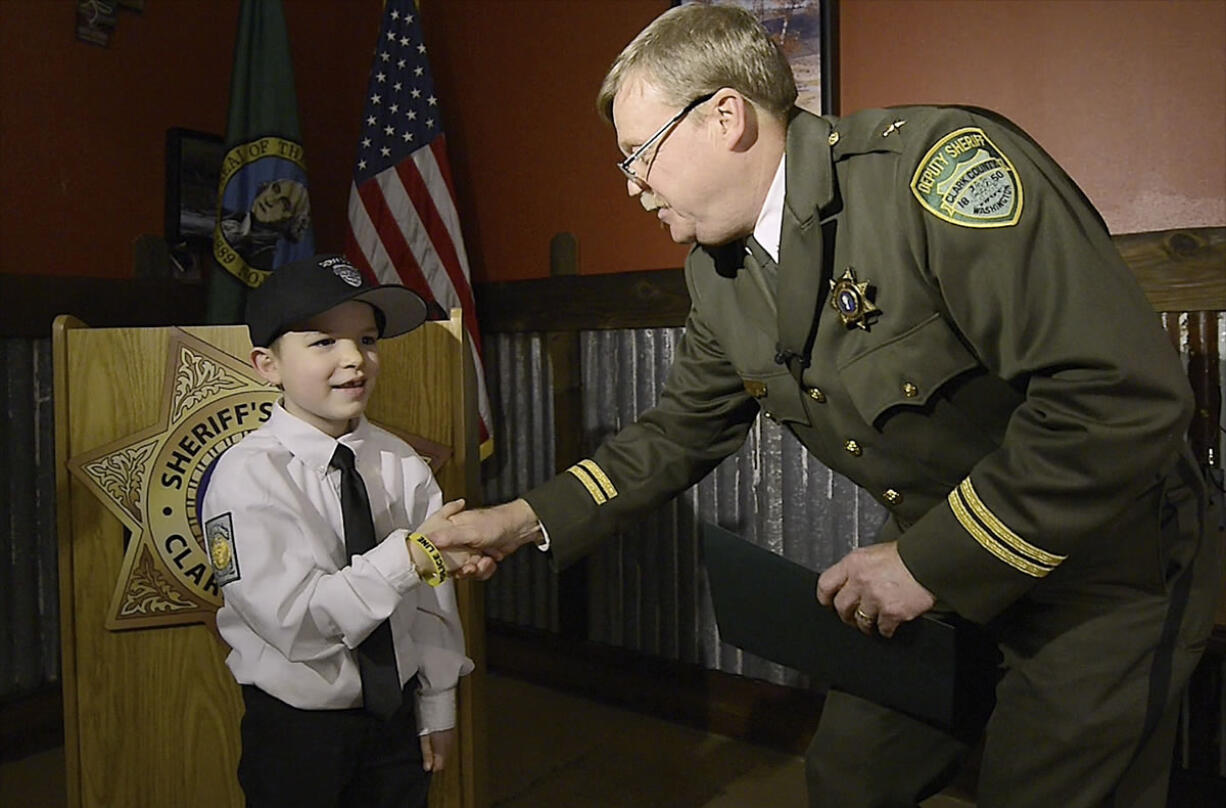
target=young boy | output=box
[202,253,473,808]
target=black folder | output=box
[702,522,997,733]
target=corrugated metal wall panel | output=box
[480,332,558,632]
[480,318,1226,761]
[577,327,886,687]
[1,337,58,699]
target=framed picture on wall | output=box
[680,0,837,115]
[164,127,224,250]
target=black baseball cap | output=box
[245,254,428,348]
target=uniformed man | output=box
[437,5,1222,806]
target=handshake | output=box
[405,498,543,582]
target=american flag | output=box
[345,0,492,451]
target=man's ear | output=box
[251,347,282,387]
[710,88,757,153]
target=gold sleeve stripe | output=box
[959,478,1067,566]
[577,459,618,500]
[567,464,607,505]
[947,487,1054,578]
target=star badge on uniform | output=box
[829,267,880,330]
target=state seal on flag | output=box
[213,136,316,288]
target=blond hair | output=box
[597,3,797,124]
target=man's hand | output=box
[408,499,492,580]
[430,498,544,566]
[816,541,935,638]
[420,728,455,772]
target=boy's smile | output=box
[251,300,382,437]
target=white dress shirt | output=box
[752,153,787,263]
[202,403,472,733]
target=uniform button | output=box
[883,489,902,505]
[764,411,777,422]
[844,439,862,456]
[902,382,919,398]
[828,131,840,146]
[806,387,826,403]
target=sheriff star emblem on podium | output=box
[829,267,880,330]
[67,328,452,631]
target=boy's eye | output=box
[311,337,335,347]
[361,336,377,346]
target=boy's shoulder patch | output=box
[910,127,1023,228]
[205,512,241,586]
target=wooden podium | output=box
[53,312,487,808]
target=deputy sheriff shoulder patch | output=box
[205,512,241,586]
[910,127,1023,228]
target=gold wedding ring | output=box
[854,607,874,623]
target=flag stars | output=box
[400,36,411,47]
[366,115,376,126]
[358,159,367,170]
[390,9,399,20]
[426,118,435,128]
[414,66,423,77]
[407,110,417,120]
[361,137,371,148]
[386,30,396,41]
[393,82,402,91]
[376,72,386,83]
[402,131,413,142]
[380,51,390,62]
[381,147,391,157]
[384,125,395,136]
[397,59,406,69]
[417,44,426,54]
[427,95,437,106]
[370,93,382,105]
[411,88,421,98]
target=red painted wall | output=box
[1,1,1222,284]
[839,0,1226,236]
[0,0,382,279]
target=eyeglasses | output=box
[617,91,716,184]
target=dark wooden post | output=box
[547,232,589,641]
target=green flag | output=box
[208,0,315,324]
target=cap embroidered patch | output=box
[911,127,1022,228]
[205,512,241,586]
[321,255,363,287]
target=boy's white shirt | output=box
[202,403,472,734]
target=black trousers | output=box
[238,682,431,808]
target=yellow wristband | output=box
[410,532,448,587]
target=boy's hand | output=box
[408,499,493,580]
[420,728,456,772]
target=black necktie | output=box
[330,444,402,720]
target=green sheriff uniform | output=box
[522,106,1221,806]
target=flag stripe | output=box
[397,150,481,347]
[342,0,492,446]
[346,185,402,287]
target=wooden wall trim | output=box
[1115,228,1226,312]
[0,275,206,338]
[1,227,1218,339]
[476,227,1225,333]
[476,268,690,333]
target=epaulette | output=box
[827,107,915,161]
